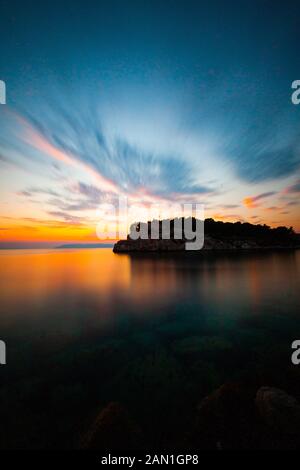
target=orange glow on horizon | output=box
[0,216,118,244]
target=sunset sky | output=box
[0,0,299,247]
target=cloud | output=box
[110,139,214,197]
[243,191,277,208]
[18,103,215,200]
[212,213,245,222]
[17,181,107,213]
[47,196,101,212]
[222,204,240,209]
[47,211,85,224]
[45,181,110,212]
[286,201,298,206]
[19,114,118,194]
[17,187,61,198]
[234,146,300,183]
[284,179,300,194]
[0,154,9,164]
[17,190,32,197]
[75,182,103,200]
[223,108,300,184]
[0,152,24,170]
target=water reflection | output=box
[0,248,299,449]
[127,251,300,316]
[0,249,299,323]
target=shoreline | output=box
[113,238,300,254]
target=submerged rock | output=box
[190,383,257,450]
[189,383,300,450]
[255,387,300,449]
[82,402,144,450]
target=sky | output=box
[0,0,299,247]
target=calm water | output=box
[0,248,300,448]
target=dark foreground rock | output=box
[188,383,300,450]
[82,402,145,450]
[189,383,258,450]
[255,387,300,449]
[81,386,300,450]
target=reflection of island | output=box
[113,218,300,253]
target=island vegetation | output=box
[113,218,300,252]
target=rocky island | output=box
[113,218,300,253]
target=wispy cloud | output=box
[284,179,300,194]
[14,103,216,200]
[46,211,86,224]
[47,196,101,212]
[243,191,277,208]
[17,187,61,198]
[286,201,298,206]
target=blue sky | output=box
[0,0,299,245]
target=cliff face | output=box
[113,238,185,253]
[113,218,300,253]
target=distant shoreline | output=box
[0,244,114,250]
[113,240,300,254]
[56,243,114,249]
